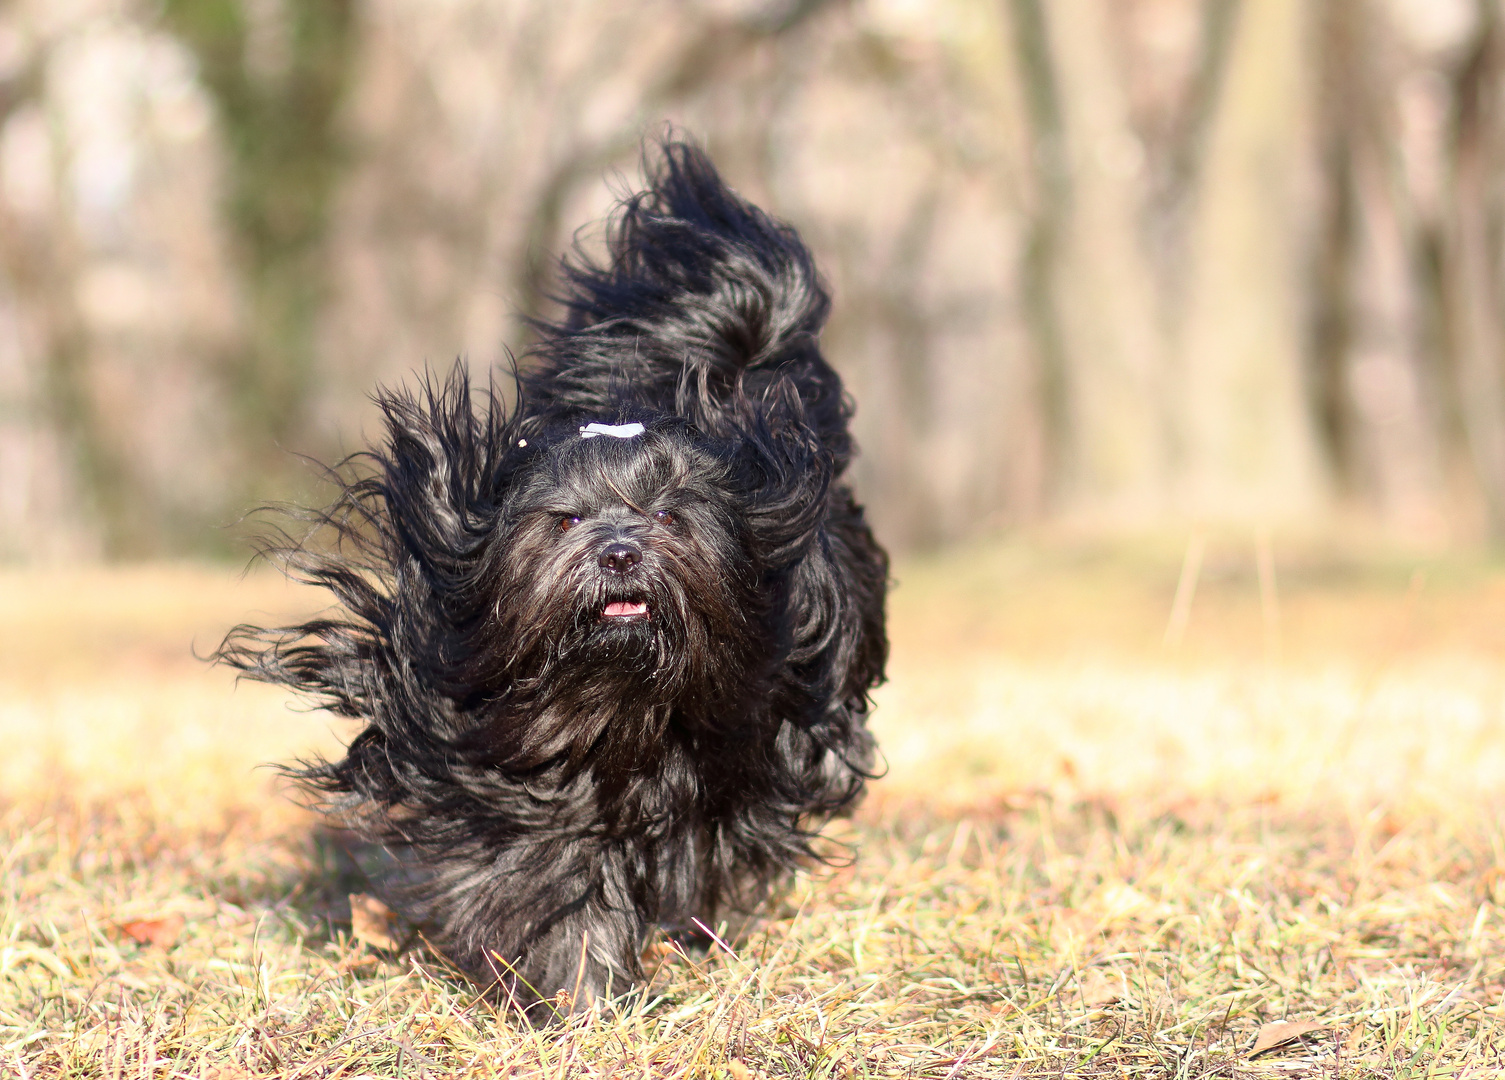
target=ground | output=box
[2,535,1504,1077]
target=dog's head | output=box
[453,414,812,775]
[483,422,756,684]
[244,368,833,784]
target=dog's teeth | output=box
[603,601,648,618]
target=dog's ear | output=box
[372,368,505,579]
[216,364,519,722]
[731,375,833,571]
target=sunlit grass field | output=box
[4,536,1505,1077]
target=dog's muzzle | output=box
[598,542,649,620]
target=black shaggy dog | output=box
[219,141,887,1019]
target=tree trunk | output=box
[1016,0,1169,520]
[1175,0,1325,519]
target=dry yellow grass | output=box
[3,537,1505,1076]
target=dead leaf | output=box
[349,893,401,951]
[1249,1020,1330,1057]
[117,912,185,949]
[641,940,677,965]
[726,1062,753,1080]
[1079,969,1128,1006]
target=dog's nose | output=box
[598,543,642,575]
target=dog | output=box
[219,140,887,1019]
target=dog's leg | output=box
[509,903,646,1021]
[448,840,650,1022]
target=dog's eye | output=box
[559,515,582,532]
[653,510,674,525]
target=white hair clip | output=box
[579,422,645,439]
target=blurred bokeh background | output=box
[4,0,1503,560]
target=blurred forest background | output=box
[0,0,1500,559]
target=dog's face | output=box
[464,425,771,770]
[508,429,741,644]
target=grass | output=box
[3,535,1505,1077]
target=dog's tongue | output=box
[603,601,648,618]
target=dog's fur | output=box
[219,141,887,1018]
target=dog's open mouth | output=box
[601,600,650,621]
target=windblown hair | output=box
[219,140,887,1019]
